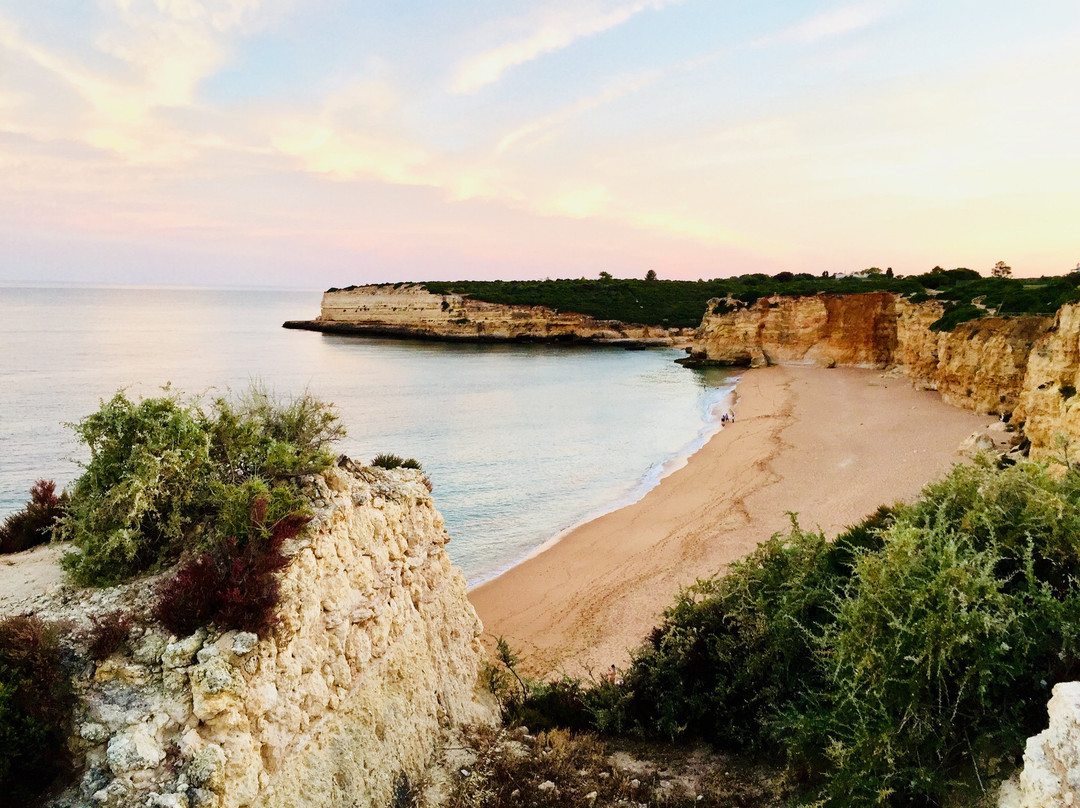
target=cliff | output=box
[999,682,1080,807]
[284,284,689,346]
[689,292,1056,432]
[1014,303,1080,463]
[2,460,494,808]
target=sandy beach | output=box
[469,364,1004,677]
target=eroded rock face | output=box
[691,292,898,368]
[998,682,1080,808]
[928,315,1053,416]
[1015,303,1080,462]
[23,461,494,808]
[286,284,688,345]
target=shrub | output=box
[87,610,134,661]
[0,480,65,555]
[0,616,72,801]
[929,303,985,332]
[513,462,1080,803]
[372,453,404,469]
[610,510,891,748]
[58,393,213,585]
[372,454,422,471]
[204,387,343,483]
[154,503,310,637]
[59,387,340,586]
[608,462,1080,803]
[804,519,1063,803]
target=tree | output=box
[645,269,658,281]
[992,261,1012,278]
[599,271,612,281]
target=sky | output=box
[0,0,1078,288]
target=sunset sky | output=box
[1,0,1078,287]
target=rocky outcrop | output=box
[5,461,494,808]
[999,682,1080,807]
[689,293,1053,423]
[921,312,1053,415]
[284,284,689,346]
[689,292,898,368]
[1014,303,1080,462]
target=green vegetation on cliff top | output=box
[331,270,1080,330]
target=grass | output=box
[442,726,790,808]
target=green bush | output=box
[929,303,985,332]
[58,393,213,585]
[371,453,422,470]
[519,462,1080,804]
[58,388,341,586]
[611,508,893,748]
[0,616,72,801]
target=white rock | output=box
[80,721,110,744]
[162,630,207,669]
[1000,681,1080,807]
[231,631,258,656]
[107,724,166,773]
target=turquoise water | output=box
[0,285,734,584]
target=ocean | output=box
[0,285,734,585]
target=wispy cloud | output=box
[495,49,721,155]
[453,0,682,94]
[751,1,893,48]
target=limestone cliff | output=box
[284,284,688,346]
[1014,303,1080,462]
[689,293,1053,422]
[998,681,1080,807]
[4,460,494,808]
[689,292,898,368]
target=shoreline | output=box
[467,377,739,589]
[469,364,1002,677]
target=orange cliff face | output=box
[285,284,691,346]
[689,292,1054,425]
[690,292,899,368]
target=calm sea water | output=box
[0,285,734,584]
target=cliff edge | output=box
[2,460,495,808]
[284,284,688,346]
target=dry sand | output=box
[469,365,1004,677]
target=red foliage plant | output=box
[0,480,65,555]
[87,610,135,661]
[154,506,310,638]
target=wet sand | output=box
[469,364,1001,677]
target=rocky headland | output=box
[283,284,689,346]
